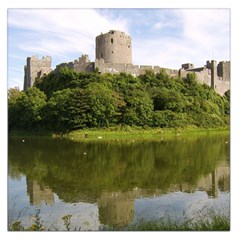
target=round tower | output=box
[95,30,132,64]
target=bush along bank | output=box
[8,69,230,135]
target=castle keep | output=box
[24,30,230,95]
[96,30,132,64]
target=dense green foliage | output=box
[8,68,230,134]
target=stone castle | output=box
[24,30,230,95]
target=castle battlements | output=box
[24,55,52,91]
[24,30,230,96]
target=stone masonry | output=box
[24,55,52,91]
[24,30,230,95]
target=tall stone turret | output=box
[210,60,217,89]
[95,30,132,64]
[23,55,52,91]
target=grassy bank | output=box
[121,214,230,231]
[9,126,230,141]
[9,206,230,231]
[67,126,230,141]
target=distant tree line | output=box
[8,67,230,134]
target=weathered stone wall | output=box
[55,55,94,73]
[23,31,230,96]
[179,60,230,95]
[95,58,178,77]
[182,63,194,70]
[24,56,52,91]
[96,30,132,64]
[214,79,230,95]
[180,66,212,86]
[217,61,230,82]
[212,61,230,95]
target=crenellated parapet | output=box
[179,60,230,95]
[24,55,52,91]
[54,55,94,74]
[23,30,230,95]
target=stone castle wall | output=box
[54,55,94,73]
[24,55,52,91]
[179,60,230,95]
[23,30,230,96]
[95,58,179,77]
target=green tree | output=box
[123,89,153,126]
[23,87,47,129]
[8,87,22,105]
[43,88,91,134]
[153,88,185,113]
[152,110,189,128]
[86,83,125,127]
[224,90,230,102]
[8,87,47,130]
[110,72,144,95]
[223,90,230,115]
[8,87,24,130]
[35,67,101,98]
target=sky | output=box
[7,8,230,90]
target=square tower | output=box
[24,56,52,91]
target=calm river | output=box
[8,134,230,230]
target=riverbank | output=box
[9,126,230,141]
[67,126,230,141]
[9,206,230,231]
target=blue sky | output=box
[8,8,230,90]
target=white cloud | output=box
[179,9,230,59]
[133,9,230,69]
[7,9,230,89]
[8,9,129,59]
[8,9,129,89]
[7,77,22,89]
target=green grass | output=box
[9,125,229,141]
[104,207,230,231]
[122,215,230,231]
[9,206,230,231]
[67,125,229,141]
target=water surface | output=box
[8,135,230,230]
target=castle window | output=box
[112,51,114,54]
[128,45,131,48]
[111,38,113,43]
[101,53,103,58]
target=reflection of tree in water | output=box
[8,135,230,203]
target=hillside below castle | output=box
[24,30,230,96]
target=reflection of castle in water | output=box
[98,192,134,228]
[25,162,229,227]
[26,179,54,205]
[173,162,230,198]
